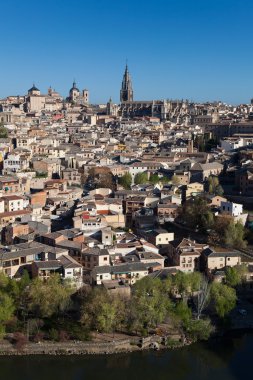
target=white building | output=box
[220,201,243,217]
[3,154,29,173]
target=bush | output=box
[13,332,28,350]
[48,328,59,341]
[4,317,20,333]
[58,330,70,342]
[33,331,44,343]
[70,325,91,341]
[0,324,5,340]
[185,319,214,342]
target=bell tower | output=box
[120,64,133,102]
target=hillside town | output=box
[0,66,253,348]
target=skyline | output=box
[1,0,253,104]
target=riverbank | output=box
[0,331,187,356]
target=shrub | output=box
[48,328,59,341]
[13,332,28,350]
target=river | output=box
[0,332,252,380]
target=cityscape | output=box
[1,0,253,379]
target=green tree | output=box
[225,265,248,287]
[186,318,213,342]
[179,196,214,231]
[134,172,149,185]
[209,217,247,249]
[173,301,192,326]
[0,124,8,138]
[118,172,132,189]
[194,135,205,152]
[81,288,126,333]
[172,272,202,299]
[149,173,160,184]
[210,282,237,318]
[0,291,15,337]
[28,274,72,318]
[207,176,224,196]
[0,292,15,322]
[224,221,247,249]
[129,277,172,334]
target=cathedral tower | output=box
[120,64,133,102]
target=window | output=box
[227,257,230,261]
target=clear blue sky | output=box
[1,0,253,104]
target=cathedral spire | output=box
[120,63,133,102]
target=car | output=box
[238,309,247,316]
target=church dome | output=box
[70,81,79,93]
[28,84,40,92]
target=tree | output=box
[194,276,210,320]
[134,172,148,185]
[194,135,205,152]
[129,277,172,334]
[0,291,15,337]
[210,282,237,318]
[205,138,218,152]
[28,274,72,318]
[0,291,15,323]
[186,318,213,342]
[81,288,126,333]
[118,172,132,189]
[207,175,224,196]
[88,167,114,190]
[149,173,160,184]
[0,124,8,138]
[225,265,247,287]
[171,175,180,186]
[179,196,214,232]
[224,221,247,249]
[209,217,247,249]
[172,272,202,299]
[173,301,192,326]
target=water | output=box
[0,332,252,380]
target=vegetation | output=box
[207,175,224,196]
[118,172,132,189]
[210,282,237,318]
[178,196,214,232]
[179,196,247,249]
[0,123,8,138]
[149,173,160,184]
[194,135,218,152]
[225,265,248,287]
[88,167,114,189]
[35,171,48,178]
[0,270,240,346]
[134,172,149,185]
[205,138,218,152]
[28,275,72,318]
[209,217,247,249]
